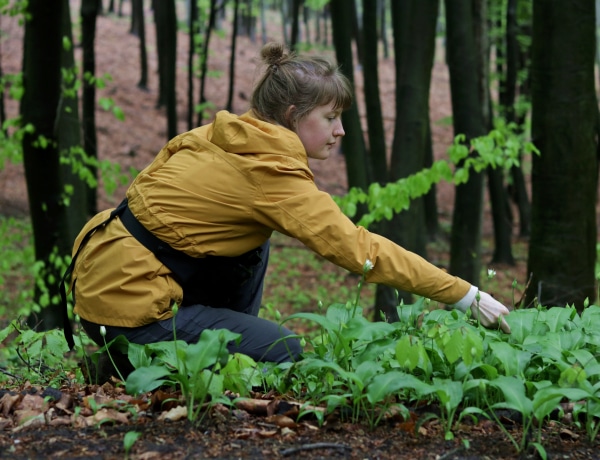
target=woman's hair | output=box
[250,42,353,130]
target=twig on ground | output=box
[281,442,352,457]
[0,366,19,379]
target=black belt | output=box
[60,198,203,350]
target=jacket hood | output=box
[209,110,308,164]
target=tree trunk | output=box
[197,0,217,127]
[0,13,5,132]
[362,0,387,184]
[81,0,100,216]
[362,0,391,321]
[445,0,486,286]
[59,0,88,243]
[375,0,439,317]
[154,0,177,139]
[133,0,148,90]
[488,166,515,264]
[506,0,532,237]
[350,0,363,67]
[21,0,70,330]
[187,0,198,130]
[525,0,598,309]
[330,0,371,194]
[423,119,439,240]
[479,1,514,265]
[226,0,240,112]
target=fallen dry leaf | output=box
[157,405,188,422]
[265,414,297,428]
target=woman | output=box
[65,42,510,369]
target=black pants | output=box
[82,240,302,363]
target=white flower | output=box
[487,268,496,279]
[363,259,374,272]
[99,325,107,337]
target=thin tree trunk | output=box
[226,0,240,112]
[187,0,198,129]
[477,0,514,265]
[362,0,387,184]
[81,0,100,216]
[445,0,486,287]
[133,0,148,89]
[423,118,439,240]
[330,0,371,196]
[154,0,177,139]
[525,0,598,309]
[290,0,302,50]
[197,0,217,127]
[375,0,439,316]
[0,14,5,132]
[22,0,70,330]
[60,0,88,243]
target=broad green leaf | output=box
[544,306,577,332]
[432,378,463,412]
[184,329,238,373]
[126,365,173,395]
[355,337,395,365]
[490,375,533,417]
[221,353,260,396]
[127,342,152,369]
[395,335,431,373]
[344,316,395,342]
[505,308,546,344]
[354,360,384,386]
[144,340,188,370]
[367,371,432,404]
[532,387,568,422]
[443,329,464,364]
[558,365,587,388]
[189,369,224,400]
[462,327,484,366]
[580,305,600,333]
[326,302,360,325]
[286,311,339,334]
[396,298,427,326]
[489,342,532,377]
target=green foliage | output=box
[125,327,248,422]
[0,216,34,318]
[3,270,600,454]
[0,320,73,387]
[335,124,539,229]
[0,0,28,20]
[123,431,142,459]
[267,296,600,450]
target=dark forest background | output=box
[0,0,599,330]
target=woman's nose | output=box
[334,121,345,137]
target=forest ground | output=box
[1,3,599,460]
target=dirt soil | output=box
[3,3,598,460]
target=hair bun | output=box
[261,42,288,67]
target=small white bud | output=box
[99,325,107,337]
[363,259,374,272]
[487,269,496,279]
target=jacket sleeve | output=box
[252,167,471,305]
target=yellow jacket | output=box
[72,110,470,327]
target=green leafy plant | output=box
[125,327,242,422]
[123,431,142,459]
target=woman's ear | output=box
[284,105,297,130]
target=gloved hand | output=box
[453,286,511,334]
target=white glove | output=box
[452,286,511,334]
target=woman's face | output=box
[294,102,345,160]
